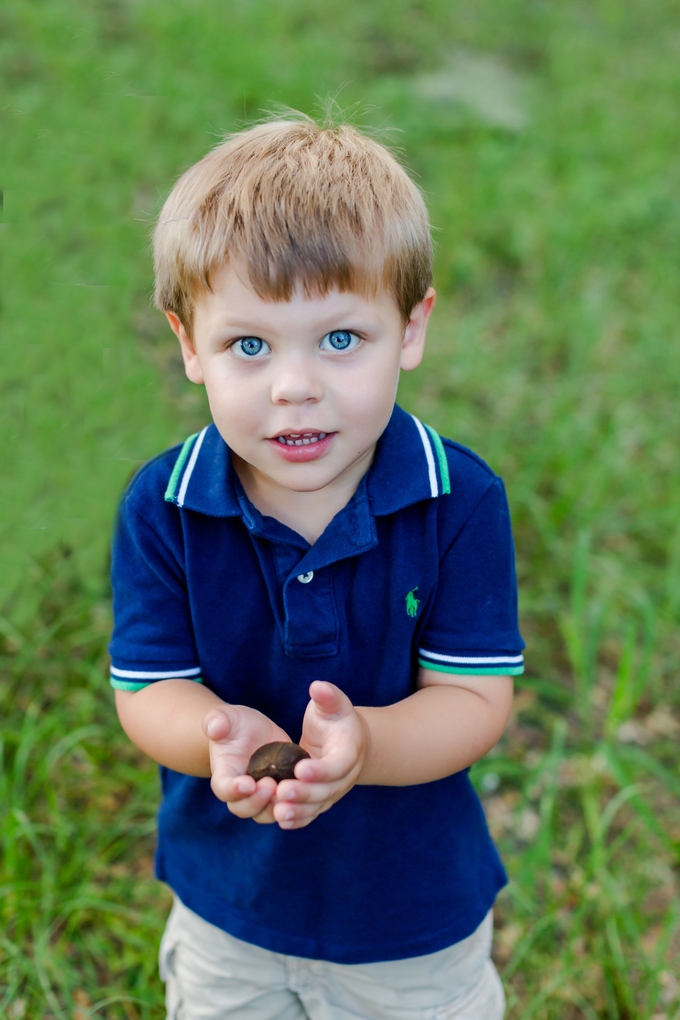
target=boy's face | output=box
[167,261,435,504]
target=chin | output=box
[278,471,337,493]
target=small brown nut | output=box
[246,742,311,783]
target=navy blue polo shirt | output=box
[109,404,524,964]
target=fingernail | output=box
[284,790,296,801]
[284,808,295,821]
[301,768,313,780]
[206,718,218,738]
[237,781,249,793]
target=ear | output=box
[165,312,205,385]
[400,288,436,372]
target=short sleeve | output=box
[108,493,202,691]
[418,478,525,676]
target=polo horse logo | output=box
[405,588,420,618]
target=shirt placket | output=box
[242,489,378,661]
[282,564,339,657]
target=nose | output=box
[270,352,323,405]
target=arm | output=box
[115,679,224,776]
[270,671,512,828]
[357,669,513,785]
[115,679,292,822]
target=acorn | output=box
[246,742,311,783]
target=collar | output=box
[367,404,451,515]
[163,405,450,520]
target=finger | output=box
[272,798,324,829]
[214,771,275,803]
[251,802,277,825]
[293,746,358,785]
[229,793,276,822]
[276,777,343,807]
[211,772,256,802]
[308,680,353,719]
[202,707,236,742]
[223,775,277,816]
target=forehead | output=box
[193,260,404,336]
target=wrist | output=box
[355,707,374,785]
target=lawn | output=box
[1,0,679,1016]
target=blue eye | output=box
[233,337,270,358]
[320,330,359,352]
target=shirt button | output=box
[297,571,314,584]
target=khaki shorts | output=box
[160,896,505,1020]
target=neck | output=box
[233,449,375,545]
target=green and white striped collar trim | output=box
[164,426,209,506]
[410,415,451,498]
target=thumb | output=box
[308,680,353,719]
[202,706,237,742]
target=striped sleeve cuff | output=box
[418,648,524,676]
[110,665,204,691]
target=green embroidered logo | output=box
[405,587,420,618]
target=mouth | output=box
[268,430,335,462]
[272,431,328,447]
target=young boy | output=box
[110,117,524,1019]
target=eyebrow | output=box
[202,308,383,339]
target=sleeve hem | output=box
[418,659,524,676]
[110,674,204,691]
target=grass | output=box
[1,0,680,1015]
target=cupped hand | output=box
[202,705,290,823]
[272,681,369,831]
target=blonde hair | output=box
[153,118,432,333]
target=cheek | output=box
[340,368,400,433]
[203,371,260,429]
